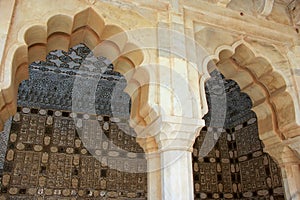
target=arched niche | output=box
[201,40,300,164]
[0,8,152,130]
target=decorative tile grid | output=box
[0,43,286,199]
[15,42,257,163]
[0,107,147,199]
[0,120,12,171]
[1,44,146,199]
[193,118,285,200]
[0,119,12,187]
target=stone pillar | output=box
[282,136,300,200]
[266,141,300,200]
[131,8,205,197]
[281,164,300,200]
[137,137,162,200]
[147,152,162,199]
[135,117,204,200]
[0,0,16,130]
[0,0,16,67]
[160,149,194,199]
[158,121,202,200]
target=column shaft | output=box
[147,153,162,200]
[161,150,194,200]
[282,164,300,200]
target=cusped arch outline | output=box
[201,39,300,161]
[0,7,153,130]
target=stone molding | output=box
[216,0,232,7]
[186,1,296,45]
[285,136,300,159]
[134,116,204,152]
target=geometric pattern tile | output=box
[193,118,285,200]
[0,108,147,199]
[0,44,145,199]
[0,119,11,173]
[0,43,286,200]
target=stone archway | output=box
[0,43,148,199]
[193,70,285,199]
[0,7,149,131]
[2,1,299,199]
[0,4,169,199]
[201,40,300,199]
[202,41,298,140]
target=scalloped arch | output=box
[202,40,299,157]
[0,7,147,130]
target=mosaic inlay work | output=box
[0,108,147,199]
[0,43,286,200]
[0,120,11,172]
[17,44,130,118]
[204,71,255,128]
[0,43,130,175]
[193,119,285,200]
[196,70,285,199]
[0,44,146,199]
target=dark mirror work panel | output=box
[0,44,147,199]
[0,43,287,200]
[17,44,131,118]
[193,72,285,200]
[1,108,146,199]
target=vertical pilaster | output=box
[137,137,162,200]
[133,3,205,198]
[0,0,16,68]
[135,117,204,200]
[281,164,300,200]
[266,142,300,200]
[160,150,194,199]
[283,136,300,200]
[155,120,202,200]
